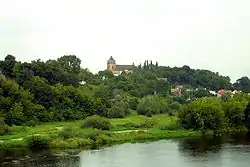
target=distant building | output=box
[107,56,135,76]
[209,90,217,96]
[217,89,231,97]
[171,86,182,96]
[157,78,168,81]
[79,81,86,85]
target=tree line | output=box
[0,54,250,135]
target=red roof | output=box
[218,90,231,95]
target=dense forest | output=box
[1,54,250,134]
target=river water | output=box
[1,133,250,167]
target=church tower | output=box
[107,56,116,72]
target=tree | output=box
[179,98,225,134]
[234,77,250,93]
[137,95,170,116]
[0,117,9,135]
[222,98,246,128]
[192,88,212,98]
[26,76,53,109]
[106,94,129,118]
[57,55,81,74]
[244,102,250,129]
[1,55,16,78]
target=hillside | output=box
[0,54,250,128]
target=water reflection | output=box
[1,133,250,167]
[178,136,224,156]
[0,149,80,167]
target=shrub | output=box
[107,106,126,118]
[137,119,157,128]
[49,139,71,149]
[58,127,75,139]
[82,115,111,130]
[27,135,51,149]
[106,96,130,118]
[158,121,181,130]
[137,95,169,116]
[0,117,9,135]
[66,138,94,148]
[124,118,157,128]
[222,98,247,128]
[178,97,225,134]
[82,129,104,140]
[169,102,181,115]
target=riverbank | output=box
[0,114,222,149]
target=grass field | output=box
[0,114,201,149]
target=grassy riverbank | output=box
[0,114,204,149]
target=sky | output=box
[0,0,250,82]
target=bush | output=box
[106,96,130,118]
[107,106,126,118]
[49,139,71,149]
[0,117,9,135]
[82,129,104,140]
[222,98,247,128]
[158,121,181,130]
[82,115,111,130]
[178,97,225,134]
[27,135,51,149]
[124,118,157,128]
[169,102,181,115]
[58,127,75,139]
[137,95,169,116]
[136,119,157,128]
[66,138,94,148]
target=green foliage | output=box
[82,115,112,130]
[0,117,9,135]
[124,118,157,128]
[0,54,250,133]
[27,135,51,149]
[107,106,126,118]
[179,98,225,133]
[221,92,232,102]
[245,102,250,129]
[158,121,181,130]
[106,95,130,118]
[222,98,247,128]
[234,77,250,93]
[58,127,75,139]
[193,88,212,98]
[137,95,170,116]
[8,125,27,134]
[169,101,181,115]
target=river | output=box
[1,133,250,167]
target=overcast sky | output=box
[0,0,250,82]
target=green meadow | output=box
[0,114,201,149]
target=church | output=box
[107,56,135,76]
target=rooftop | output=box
[115,65,135,71]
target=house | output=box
[171,86,182,96]
[171,88,182,96]
[209,90,217,96]
[107,56,135,76]
[217,89,231,97]
[79,81,86,85]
